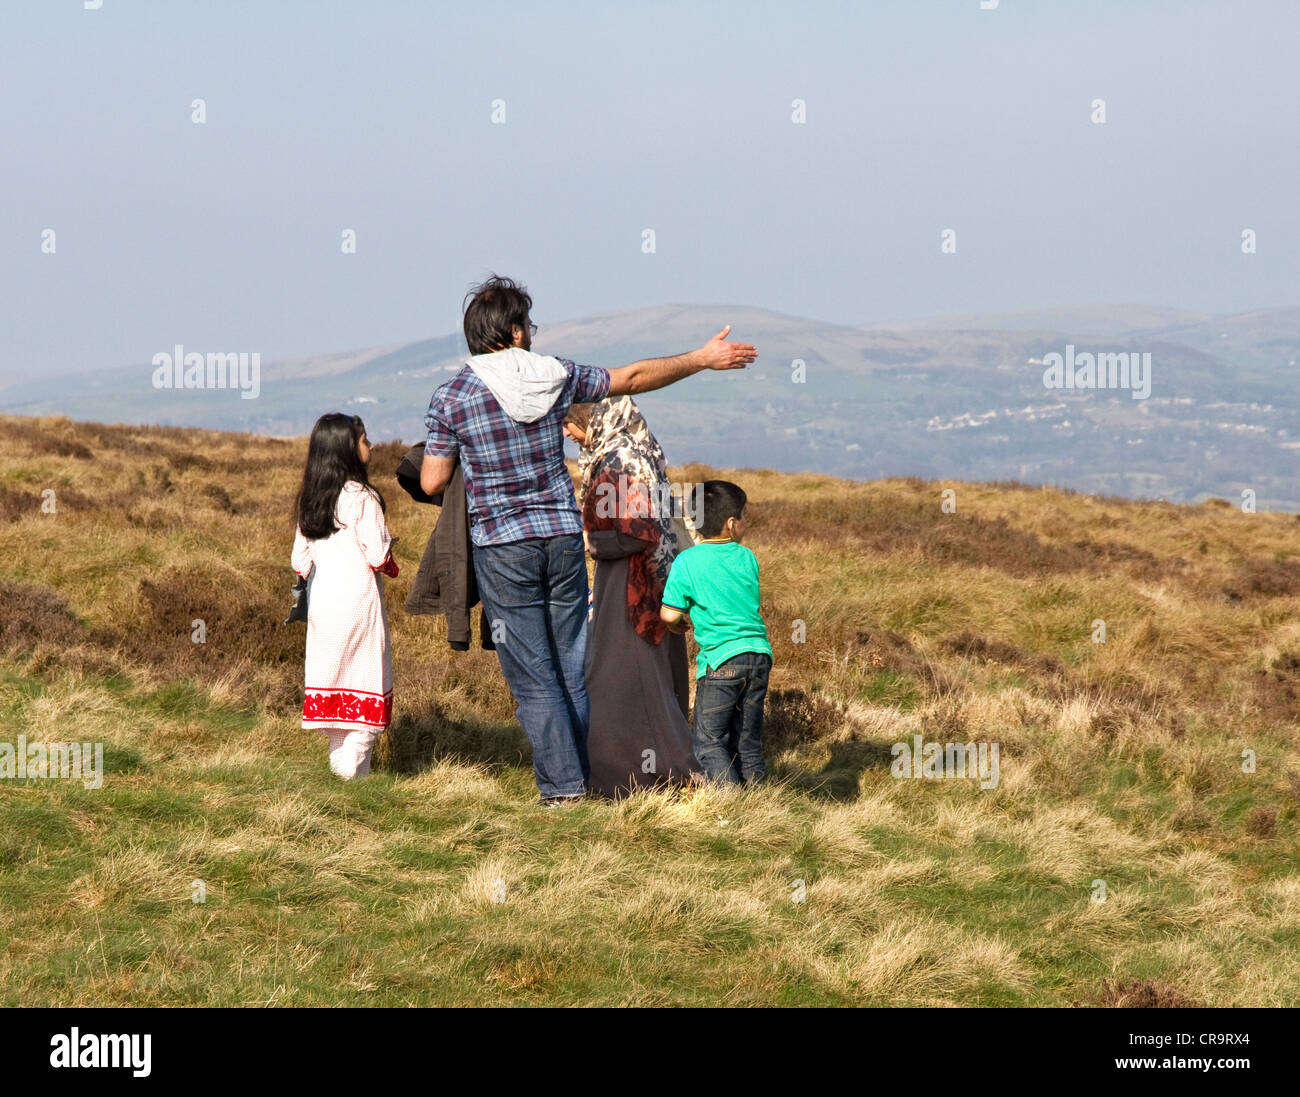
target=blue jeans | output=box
[472,534,590,799]
[692,652,772,785]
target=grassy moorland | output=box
[0,413,1297,1007]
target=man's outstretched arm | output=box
[606,325,756,397]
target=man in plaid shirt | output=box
[420,275,757,805]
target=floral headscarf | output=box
[578,397,688,643]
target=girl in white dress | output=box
[291,414,398,778]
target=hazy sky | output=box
[3,0,1297,380]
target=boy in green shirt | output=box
[661,481,772,785]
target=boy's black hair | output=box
[699,480,747,538]
[462,274,532,356]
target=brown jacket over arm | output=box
[394,444,495,651]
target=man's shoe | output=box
[538,794,584,809]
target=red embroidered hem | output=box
[302,688,393,727]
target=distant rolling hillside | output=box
[3,304,1299,510]
[870,303,1214,336]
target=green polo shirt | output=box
[662,539,772,679]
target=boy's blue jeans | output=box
[692,652,772,785]
[472,534,590,800]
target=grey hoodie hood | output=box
[466,347,568,423]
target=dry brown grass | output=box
[1095,977,1202,1008]
[1,415,1298,1006]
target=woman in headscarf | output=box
[563,397,702,797]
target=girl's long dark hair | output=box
[294,414,385,540]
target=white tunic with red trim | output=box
[291,481,395,733]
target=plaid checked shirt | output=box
[423,357,611,547]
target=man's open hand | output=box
[696,325,757,371]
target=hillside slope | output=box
[4,303,1299,508]
[1,415,1298,1006]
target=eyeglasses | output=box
[528,322,538,335]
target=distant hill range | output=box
[5,303,1299,509]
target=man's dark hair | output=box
[462,274,532,355]
[699,480,747,538]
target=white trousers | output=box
[326,728,380,779]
